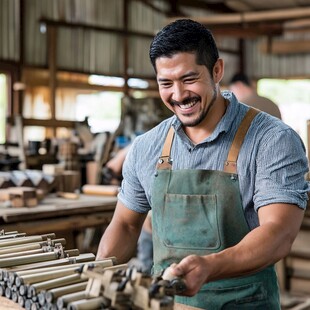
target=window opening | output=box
[258,79,310,155]
[76,91,122,133]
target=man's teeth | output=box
[178,99,198,109]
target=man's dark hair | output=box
[149,19,219,75]
[229,72,251,86]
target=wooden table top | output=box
[0,297,24,310]
[0,193,117,224]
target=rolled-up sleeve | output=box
[118,138,152,214]
[254,128,310,211]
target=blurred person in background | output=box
[229,72,282,119]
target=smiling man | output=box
[96,19,309,309]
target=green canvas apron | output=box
[151,108,280,309]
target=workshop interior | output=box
[1,0,310,309]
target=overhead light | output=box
[40,22,47,34]
[89,75,124,87]
[89,75,149,89]
[128,78,149,89]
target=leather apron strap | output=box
[157,107,259,173]
[224,107,259,173]
[156,126,175,170]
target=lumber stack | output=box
[0,230,185,309]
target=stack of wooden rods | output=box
[0,230,117,309]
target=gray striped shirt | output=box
[119,91,309,229]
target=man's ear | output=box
[213,58,224,83]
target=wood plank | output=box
[0,212,114,235]
[0,194,117,223]
[260,39,310,54]
[0,297,23,310]
[6,117,77,128]
[168,7,310,25]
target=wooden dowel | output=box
[1,270,9,281]
[0,243,41,255]
[0,230,19,235]
[30,302,40,310]
[12,290,19,303]
[37,291,46,306]
[0,238,66,255]
[7,253,95,272]
[0,284,5,296]
[28,273,85,297]
[39,233,56,240]
[0,233,55,245]
[56,290,87,309]
[45,281,88,303]
[5,286,11,299]
[18,284,27,296]
[65,249,80,257]
[11,257,114,279]
[18,295,26,307]
[0,270,5,281]
[0,236,44,247]
[67,296,106,310]
[25,298,33,310]
[0,233,26,239]
[0,251,60,268]
[0,248,44,259]
[17,267,81,286]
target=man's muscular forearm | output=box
[96,202,146,263]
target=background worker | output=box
[229,72,282,119]
[101,144,131,185]
[96,19,309,309]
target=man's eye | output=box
[184,78,195,84]
[160,83,172,88]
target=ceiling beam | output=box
[260,39,310,54]
[173,0,235,13]
[39,18,155,38]
[210,23,283,38]
[167,6,310,25]
[134,0,171,15]
[136,0,235,16]
[133,0,187,17]
[284,18,310,31]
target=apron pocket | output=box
[162,193,221,250]
[175,281,269,310]
[221,282,269,310]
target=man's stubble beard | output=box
[177,85,218,127]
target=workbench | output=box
[0,296,202,309]
[0,194,117,248]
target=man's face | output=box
[156,52,218,128]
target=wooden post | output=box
[47,25,57,138]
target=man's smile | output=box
[171,96,201,111]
